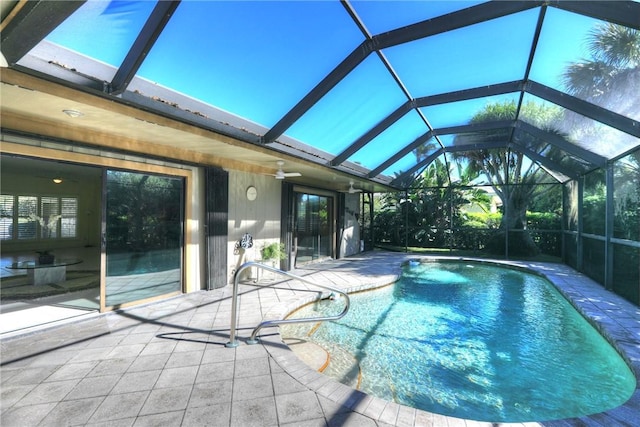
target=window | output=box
[40,196,60,238]
[0,194,78,241]
[61,198,78,238]
[0,194,13,240]
[18,196,37,239]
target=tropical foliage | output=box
[613,150,640,240]
[374,22,640,258]
[375,159,463,248]
[448,100,563,255]
[106,171,182,254]
[563,23,640,118]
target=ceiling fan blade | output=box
[347,181,362,193]
[272,161,302,179]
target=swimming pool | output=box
[281,260,636,423]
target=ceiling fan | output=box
[348,180,363,194]
[272,160,302,180]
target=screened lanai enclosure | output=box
[1,1,639,306]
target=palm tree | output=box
[562,23,640,122]
[451,101,560,255]
[563,23,639,238]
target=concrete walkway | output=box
[1,251,638,426]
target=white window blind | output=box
[0,194,14,240]
[61,197,78,238]
[40,196,60,238]
[0,195,78,240]
[18,196,37,240]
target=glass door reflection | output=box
[104,170,183,308]
[294,193,332,266]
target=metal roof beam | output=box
[109,1,180,96]
[264,2,541,147]
[387,142,512,188]
[612,144,640,163]
[331,100,414,166]
[375,122,515,179]
[375,1,543,49]
[333,93,520,169]
[510,142,578,180]
[445,140,509,153]
[549,1,640,30]
[367,130,434,178]
[415,81,524,107]
[262,41,373,144]
[509,5,548,154]
[526,80,640,139]
[434,120,515,136]
[390,148,444,187]
[1,0,85,66]
[515,120,607,167]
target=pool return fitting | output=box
[225,261,350,348]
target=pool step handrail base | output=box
[226,261,350,348]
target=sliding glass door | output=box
[294,193,333,265]
[103,170,183,308]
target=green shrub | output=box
[261,242,286,261]
[460,212,501,229]
[526,211,561,230]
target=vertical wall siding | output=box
[205,167,229,289]
[280,182,295,271]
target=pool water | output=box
[281,261,636,422]
[106,249,180,276]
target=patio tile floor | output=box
[1,251,638,426]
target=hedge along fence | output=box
[374,211,562,257]
[454,211,562,256]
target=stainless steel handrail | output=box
[225,261,350,348]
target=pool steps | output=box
[281,315,363,390]
[321,342,362,389]
[283,337,329,371]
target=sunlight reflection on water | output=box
[282,261,635,423]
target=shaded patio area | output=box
[1,251,638,426]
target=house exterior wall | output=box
[227,170,282,283]
[2,137,362,305]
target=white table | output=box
[7,259,83,286]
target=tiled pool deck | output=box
[1,251,638,426]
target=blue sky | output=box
[45,0,605,175]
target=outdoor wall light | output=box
[62,109,84,118]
